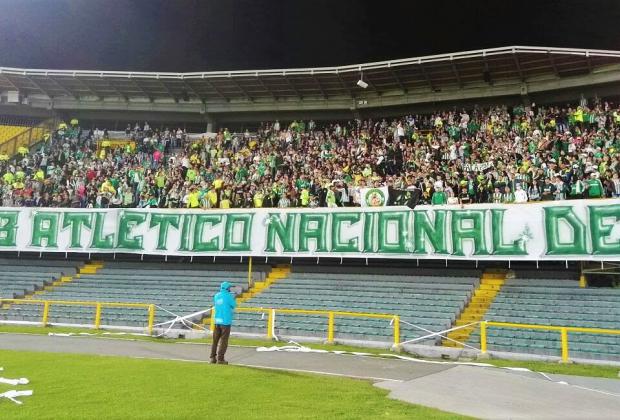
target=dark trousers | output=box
[210,324,231,361]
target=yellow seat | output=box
[0,125,31,144]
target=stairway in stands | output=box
[237,265,290,303]
[443,269,508,347]
[27,261,102,299]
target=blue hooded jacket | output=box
[213,281,236,326]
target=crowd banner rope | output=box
[0,199,618,261]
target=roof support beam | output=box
[101,77,128,101]
[180,78,205,102]
[156,78,178,101]
[72,77,102,100]
[282,75,302,100]
[585,55,593,73]
[3,74,33,97]
[255,76,278,100]
[336,72,355,98]
[418,64,434,91]
[548,53,560,77]
[129,77,154,101]
[513,54,525,81]
[228,76,253,101]
[48,77,78,99]
[311,74,328,99]
[482,56,494,85]
[203,78,228,101]
[451,61,463,88]
[389,68,407,94]
[23,76,54,99]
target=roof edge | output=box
[1,46,619,80]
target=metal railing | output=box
[480,320,620,363]
[0,298,156,334]
[212,306,400,347]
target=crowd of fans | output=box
[2,98,620,209]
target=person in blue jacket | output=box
[210,281,237,364]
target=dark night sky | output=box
[0,0,619,72]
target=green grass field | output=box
[0,349,467,420]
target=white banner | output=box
[0,199,618,260]
[462,161,494,172]
[360,187,389,207]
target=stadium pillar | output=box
[147,304,156,335]
[393,316,400,348]
[267,309,275,339]
[480,321,487,353]
[94,303,102,329]
[41,301,50,327]
[247,256,253,289]
[206,115,216,133]
[327,312,335,344]
[579,262,587,288]
[560,328,570,363]
[579,274,587,288]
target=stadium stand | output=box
[0,261,269,328]
[0,48,619,364]
[468,272,620,361]
[0,258,80,299]
[237,265,481,344]
[1,96,620,209]
[0,255,618,362]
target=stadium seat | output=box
[240,266,481,345]
[467,276,620,361]
[0,261,270,328]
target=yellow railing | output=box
[480,320,620,363]
[0,298,156,334]
[211,306,400,347]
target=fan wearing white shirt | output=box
[514,184,528,203]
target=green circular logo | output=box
[364,188,386,207]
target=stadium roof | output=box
[1,46,620,108]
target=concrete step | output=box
[460,308,487,316]
[481,279,505,286]
[481,274,505,279]
[479,284,502,291]
[465,302,489,309]
[450,325,475,334]
[445,337,468,345]
[470,296,493,303]
[457,317,484,325]
[447,332,475,340]
[473,290,497,298]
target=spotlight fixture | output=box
[357,71,368,89]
